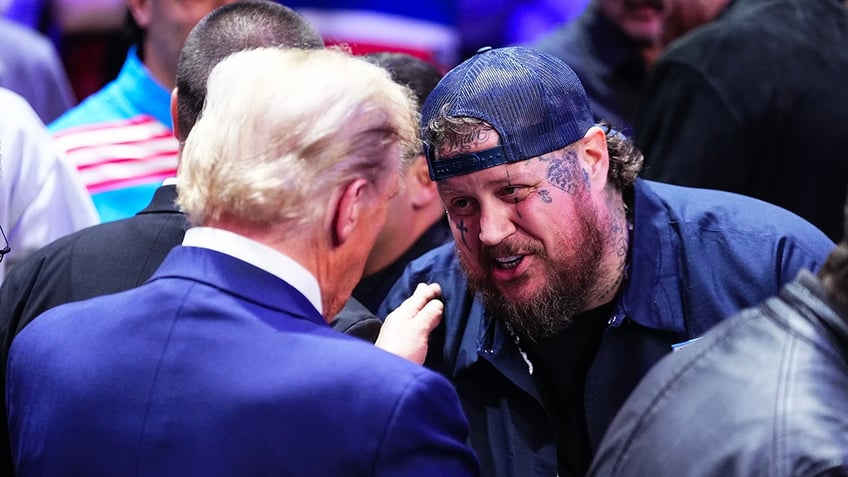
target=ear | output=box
[170,87,180,140]
[330,178,370,247]
[408,155,439,209]
[126,0,152,29]
[580,126,610,191]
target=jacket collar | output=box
[136,184,179,215]
[616,179,687,333]
[149,246,326,329]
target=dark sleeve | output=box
[376,269,418,321]
[0,252,54,477]
[636,60,754,192]
[0,252,61,367]
[330,298,381,343]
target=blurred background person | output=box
[636,0,848,242]
[48,0,237,223]
[529,0,664,133]
[0,16,76,123]
[0,87,97,284]
[355,51,452,313]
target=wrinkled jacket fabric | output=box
[380,179,834,477]
[590,270,848,476]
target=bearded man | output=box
[379,46,835,477]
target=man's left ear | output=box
[581,126,610,189]
[330,178,370,247]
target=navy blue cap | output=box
[421,46,595,180]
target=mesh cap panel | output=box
[422,46,595,180]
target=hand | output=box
[375,283,443,365]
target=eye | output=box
[448,197,478,217]
[499,185,531,202]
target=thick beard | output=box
[460,199,605,343]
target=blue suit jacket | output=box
[7,246,478,476]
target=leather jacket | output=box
[590,270,848,476]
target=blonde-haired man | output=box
[6,47,478,476]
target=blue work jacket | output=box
[380,179,834,477]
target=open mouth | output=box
[494,255,524,270]
[483,241,542,282]
[489,253,532,284]
[628,0,663,10]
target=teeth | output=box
[495,255,522,269]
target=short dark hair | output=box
[175,0,323,140]
[361,52,443,109]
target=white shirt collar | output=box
[181,226,323,315]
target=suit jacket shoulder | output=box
[7,246,479,475]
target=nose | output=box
[478,203,516,246]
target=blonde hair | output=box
[177,47,419,232]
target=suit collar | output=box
[150,246,325,327]
[182,227,323,314]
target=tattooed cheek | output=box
[456,219,471,250]
[546,158,581,194]
[538,189,553,203]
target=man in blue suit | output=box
[5,47,479,476]
[0,3,430,474]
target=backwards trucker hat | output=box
[421,46,595,181]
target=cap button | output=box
[476,46,493,54]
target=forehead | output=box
[436,158,545,195]
[434,124,501,158]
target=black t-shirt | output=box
[525,301,613,477]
